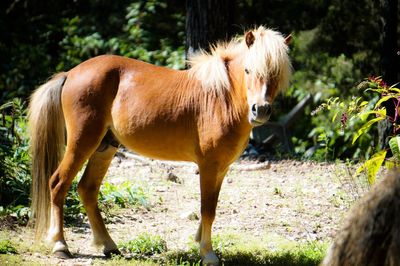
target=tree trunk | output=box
[378,0,399,150]
[380,0,399,85]
[185,0,235,58]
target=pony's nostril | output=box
[265,104,271,115]
[251,104,257,116]
[257,104,271,118]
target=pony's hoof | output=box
[202,252,219,266]
[53,250,73,259]
[104,249,121,258]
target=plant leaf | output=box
[355,150,386,184]
[374,95,397,109]
[352,116,386,144]
[358,108,386,121]
[332,111,339,122]
[389,136,400,161]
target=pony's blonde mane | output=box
[188,41,242,95]
[188,26,292,94]
[243,26,292,92]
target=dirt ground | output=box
[2,152,369,265]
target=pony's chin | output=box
[250,119,267,127]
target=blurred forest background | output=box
[0,0,399,207]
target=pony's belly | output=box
[113,126,198,162]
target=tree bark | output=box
[380,0,399,85]
[378,0,399,150]
[185,0,235,58]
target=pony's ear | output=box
[245,31,255,48]
[284,34,292,45]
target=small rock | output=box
[180,211,199,221]
[232,209,238,214]
[258,154,267,162]
[156,186,167,192]
[227,178,233,184]
[166,172,182,184]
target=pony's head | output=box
[187,26,292,127]
[242,27,292,126]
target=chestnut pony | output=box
[29,26,291,265]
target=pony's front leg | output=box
[197,164,229,266]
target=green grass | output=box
[112,232,327,266]
[0,254,25,265]
[119,233,167,259]
[0,231,327,266]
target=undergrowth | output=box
[64,179,151,224]
[0,240,17,254]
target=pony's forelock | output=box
[243,26,292,91]
[188,26,292,94]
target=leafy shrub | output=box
[57,0,185,72]
[314,77,400,183]
[272,29,364,158]
[0,99,31,210]
[0,240,17,254]
[99,181,150,209]
[119,233,167,258]
[63,180,150,224]
[64,181,85,224]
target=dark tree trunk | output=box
[380,0,399,85]
[378,0,399,150]
[185,0,235,58]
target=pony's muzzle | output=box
[250,103,271,126]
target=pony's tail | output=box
[28,72,67,240]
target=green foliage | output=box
[0,0,186,102]
[0,99,31,210]
[0,240,17,254]
[119,233,167,259]
[275,29,366,158]
[63,180,150,224]
[99,181,150,209]
[57,0,185,72]
[64,181,85,224]
[314,77,400,183]
[308,95,377,161]
[389,136,400,161]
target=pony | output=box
[28,26,292,265]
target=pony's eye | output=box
[244,68,250,74]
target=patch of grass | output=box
[0,240,17,254]
[0,254,25,265]
[119,233,167,259]
[92,257,159,266]
[167,233,327,266]
[273,186,284,197]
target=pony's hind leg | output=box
[77,131,120,257]
[47,126,107,258]
[47,145,100,258]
